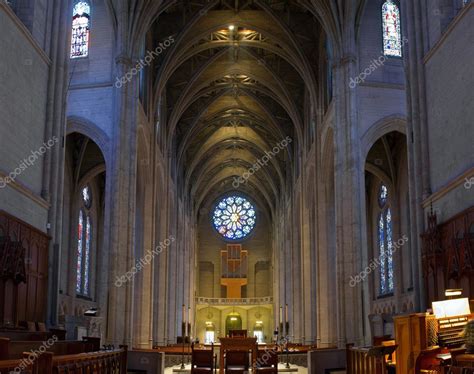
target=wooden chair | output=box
[254,347,278,373]
[225,350,250,374]
[191,343,215,373]
[415,346,443,374]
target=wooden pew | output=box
[346,343,396,374]
[52,347,127,374]
[0,329,65,341]
[0,338,95,360]
[0,347,127,374]
[0,358,33,373]
[346,344,378,374]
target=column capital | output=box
[115,54,134,67]
[332,54,357,69]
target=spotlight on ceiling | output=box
[228,25,235,31]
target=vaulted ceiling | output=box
[148,0,328,219]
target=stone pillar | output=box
[44,0,71,328]
[152,175,169,346]
[105,54,139,345]
[332,55,365,347]
[400,0,430,313]
[301,174,317,345]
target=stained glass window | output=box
[76,210,84,293]
[82,185,92,208]
[378,183,394,295]
[212,195,256,240]
[84,216,91,295]
[70,1,90,58]
[76,186,92,296]
[382,0,402,57]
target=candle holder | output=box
[180,322,186,370]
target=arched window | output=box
[70,1,90,58]
[382,0,402,57]
[377,183,394,295]
[76,185,92,296]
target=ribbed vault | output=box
[144,0,334,219]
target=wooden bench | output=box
[0,357,33,373]
[0,347,127,374]
[52,348,127,374]
[0,337,98,360]
[0,329,66,341]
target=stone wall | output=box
[424,6,474,222]
[0,4,50,231]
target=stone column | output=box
[332,55,365,347]
[400,0,430,313]
[301,173,316,345]
[44,0,71,328]
[152,173,169,346]
[105,54,138,345]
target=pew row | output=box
[0,347,127,374]
[0,329,66,342]
[0,358,33,374]
[346,342,397,374]
[0,337,100,360]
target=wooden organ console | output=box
[392,206,474,373]
[394,299,472,374]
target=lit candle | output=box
[182,304,186,325]
[279,306,283,324]
[285,304,288,324]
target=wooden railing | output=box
[195,296,273,305]
[0,358,33,373]
[346,345,378,374]
[0,347,127,374]
[52,348,127,374]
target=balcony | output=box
[195,297,273,306]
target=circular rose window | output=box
[212,195,256,240]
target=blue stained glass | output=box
[82,186,92,208]
[386,208,394,292]
[378,212,386,294]
[76,210,83,293]
[378,183,394,295]
[84,215,91,295]
[382,0,402,57]
[378,184,388,208]
[212,195,256,240]
[70,2,90,58]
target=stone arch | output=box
[361,115,407,161]
[67,116,110,163]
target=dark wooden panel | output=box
[0,211,49,327]
[422,206,474,307]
